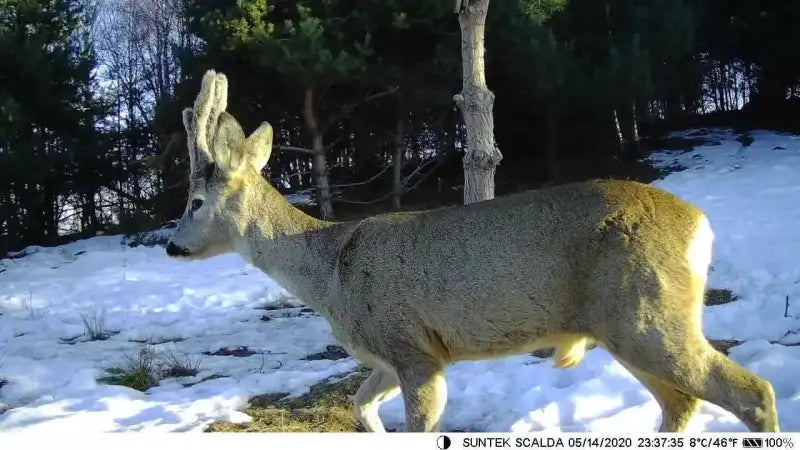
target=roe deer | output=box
[166,70,779,432]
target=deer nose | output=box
[166,242,190,257]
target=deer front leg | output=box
[397,359,447,432]
[354,369,401,432]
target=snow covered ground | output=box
[0,127,799,432]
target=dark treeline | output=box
[3,0,800,254]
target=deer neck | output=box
[231,175,345,307]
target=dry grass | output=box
[162,351,204,378]
[81,311,111,341]
[206,368,371,432]
[23,292,47,320]
[99,345,161,391]
[100,346,208,391]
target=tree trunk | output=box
[612,108,625,158]
[630,101,641,157]
[303,87,334,220]
[604,0,625,159]
[82,190,99,234]
[544,109,559,182]
[391,114,405,211]
[724,64,732,110]
[42,184,57,241]
[454,0,502,205]
[1,187,21,253]
[715,64,723,111]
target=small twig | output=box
[786,295,791,318]
[253,354,283,374]
[23,290,47,320]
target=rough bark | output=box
[454,0,502,205]
[391,114,405,211]
[303,87,334,220]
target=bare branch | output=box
[321,86,399,131]
[103,183,150,207]
[332,155,447,205]
[334,192,393,205]
[267,148,353,187]
[145,132,183,169]
[273,145,320,155]
[268,169,313,186]
[404,156,448,192]
[330,164,391,189]
[404,154,443,182]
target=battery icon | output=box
[743,438,764,448]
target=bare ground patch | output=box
[705,288,740,306]
[205,367,371,432]
[202,346,256,357]
[709,339,742,355]
[301,345,349,361]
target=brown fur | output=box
[167,70,780,432]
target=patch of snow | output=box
[284,192,315,206]
[0,239,356,431]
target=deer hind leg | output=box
[396,358,447,432]
[619,362,700,431]
[700,350,779,432]
[354,369,401,432]
[604,327,778,432]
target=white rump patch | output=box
[687,213,714,281]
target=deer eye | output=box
[191,198,204,211]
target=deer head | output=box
[166,69,274,259]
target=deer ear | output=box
[182,108,211,177]
[242,122,273,172]
[210,112,246,173]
